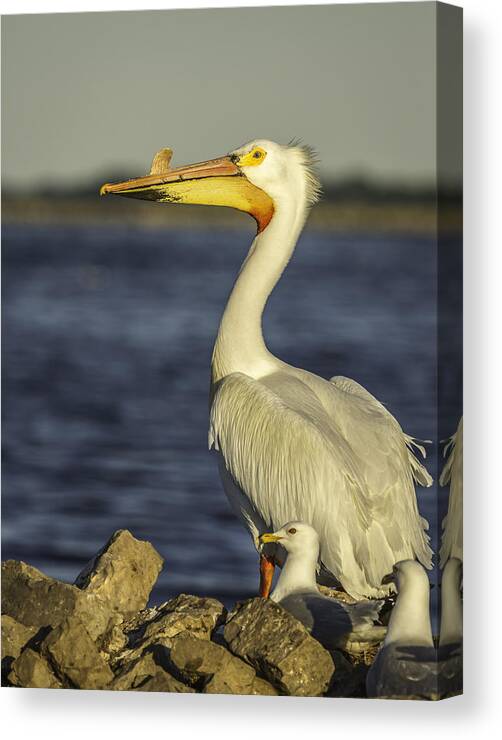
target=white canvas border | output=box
[1,0,500,737]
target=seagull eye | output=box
[288,527,297,535]
[253,150,262,159]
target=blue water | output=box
[2,222,459,605]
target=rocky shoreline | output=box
[1,530,379,696]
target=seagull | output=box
[260,522,385,652]
[101,139,433,600]
[437,557,463,698]
[439,556,462,647]
[366,560,439,699]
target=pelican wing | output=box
[327,376,433,571]
[439,417,463,566]
[330,376,433,487]
[209,370,432,598]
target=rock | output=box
[74,530,163,616]
[97,615,128,661]
[8,648,61,689]
[1,615,38,684]
[168,633,274,695]
[167,634,277,696]
[2,615,37,662]
[134,670,194,693]
[111,650,192,693]
[111,652,158,690]
[2,560,81,630]
[224,597,334,697]
[40,615,114,689]
[249,676,278,696]
[327,650,369,698]
[1,560,112,643]
[169,635,235,685]
[121,605,162,637]
[139,594,226,644]
[150,594,227,638]
[116,594,226,667]
[203,670,277,696]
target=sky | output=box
[1,3,456,190]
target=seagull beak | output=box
[100,149,274,232]
[381,571,396,585]
[259,533,282,545]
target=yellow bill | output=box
[100,149,274,232]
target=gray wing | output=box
[278,592,383,650]
[367,644,439,699]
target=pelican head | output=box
[100,139,320,233]
[260,521,320,558]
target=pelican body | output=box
[101,139,433,599]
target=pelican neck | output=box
[211,196,309,384]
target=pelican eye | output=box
[237,146,267,167]
[288,527,297,535]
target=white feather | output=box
[209,140,433,599]
[439,417,463,567]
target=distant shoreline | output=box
[2,196,461,235]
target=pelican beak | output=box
[259,533,282,545]
[100,150,274,232]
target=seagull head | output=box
[260,521,320,558]
[381,560,431,592]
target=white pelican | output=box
[101,139,433,599]
[439,417,463,567]
[260,522,386,651]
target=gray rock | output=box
[2,615,37,662]
[224,597,334,697]
[8,648,62,689]
[74,530,163,616]
[111,651,193,693]
[40,615,114,689]
[1,560,113,643]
